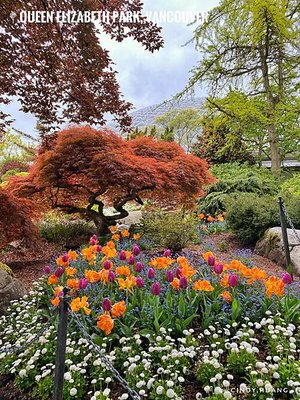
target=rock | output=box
[0,269,26,315]
[255,227,300,275]
[118,211,143,227]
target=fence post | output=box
[53,288,69,400]
[278,197,292,272]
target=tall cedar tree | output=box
[0,0,163,132]
[0,188,39,249]
[7,126,215,234]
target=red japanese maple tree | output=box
[0,188,39,249]
[8,126,215,234]
[0,0,163,131]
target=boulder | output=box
[255,227,300,275]
[0,269,26,315]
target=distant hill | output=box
[109,97,204,133]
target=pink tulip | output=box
[128,255,135,265]
[228,274,238,287]
[96,245,102,252]
[119,251,126,261]
[108,271,115,282]
[164,249,171,257]
[78,278,88,290]
[213,263,223,275]
[102,298,112,311]
[207,255,215,266]
[61,254,69,263]
[103,260,111,270]
[166,270,174,282]
[54,266,64,278]
[179,276,188,289]
[135,262,143,273]
[136,277,145,288]
[282,272,292,284]
[44,265,51,274]
[147,268,155,279]
[151,282,161,295]
[176,267,182,279]
[133,244,140,256]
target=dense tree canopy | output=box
[0,0,163,131]
[7,126,215,234]
[185,0,300,174]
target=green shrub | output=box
[226,193,279,245]
[37,212,95,247]
[200,163,280,214]
[284,196,300,229]
[141,210,199,251]
[281,173,300,197]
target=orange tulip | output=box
[51,297,60,307]
[193,280,214,292]
[116,266,131,276]
[47,274,59,285]
[121,230,130,238]
[66,267,77,276]
[112,234,120,242]
[171,278,180,290]
[97,314,114,335]
[221,290,232,303]
[111,301,126,318]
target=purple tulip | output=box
[166,270,174,283]
[228,274,238,287]
[207,255,215,266]
[62,254,69,263]
[164,249,171,257]
[54,266,64,278]
[176,267,182,279]
[128,255,135,265]
[213,263,223,275]
[282,272,292,285]
[78,278,88,290]
[135,262,143,273]
[108,271,116,283]
[102,298,112,312]
[44,265,51,274]
[136,277,145,288]
[119,251,127,261]
[96,245,102,252]
[92,234,98,240]
[133,244,140,256]
[151,282,161,296]
[103,260,111,270]
[90,239,97,246]
[179,276,188,289]
[147,268,155,279]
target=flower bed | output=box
[1,230,300,399]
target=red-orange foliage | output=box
[8,127,215,233]
[0,188,39,249]
[0,0,163,130]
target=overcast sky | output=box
[1,0,220,134]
